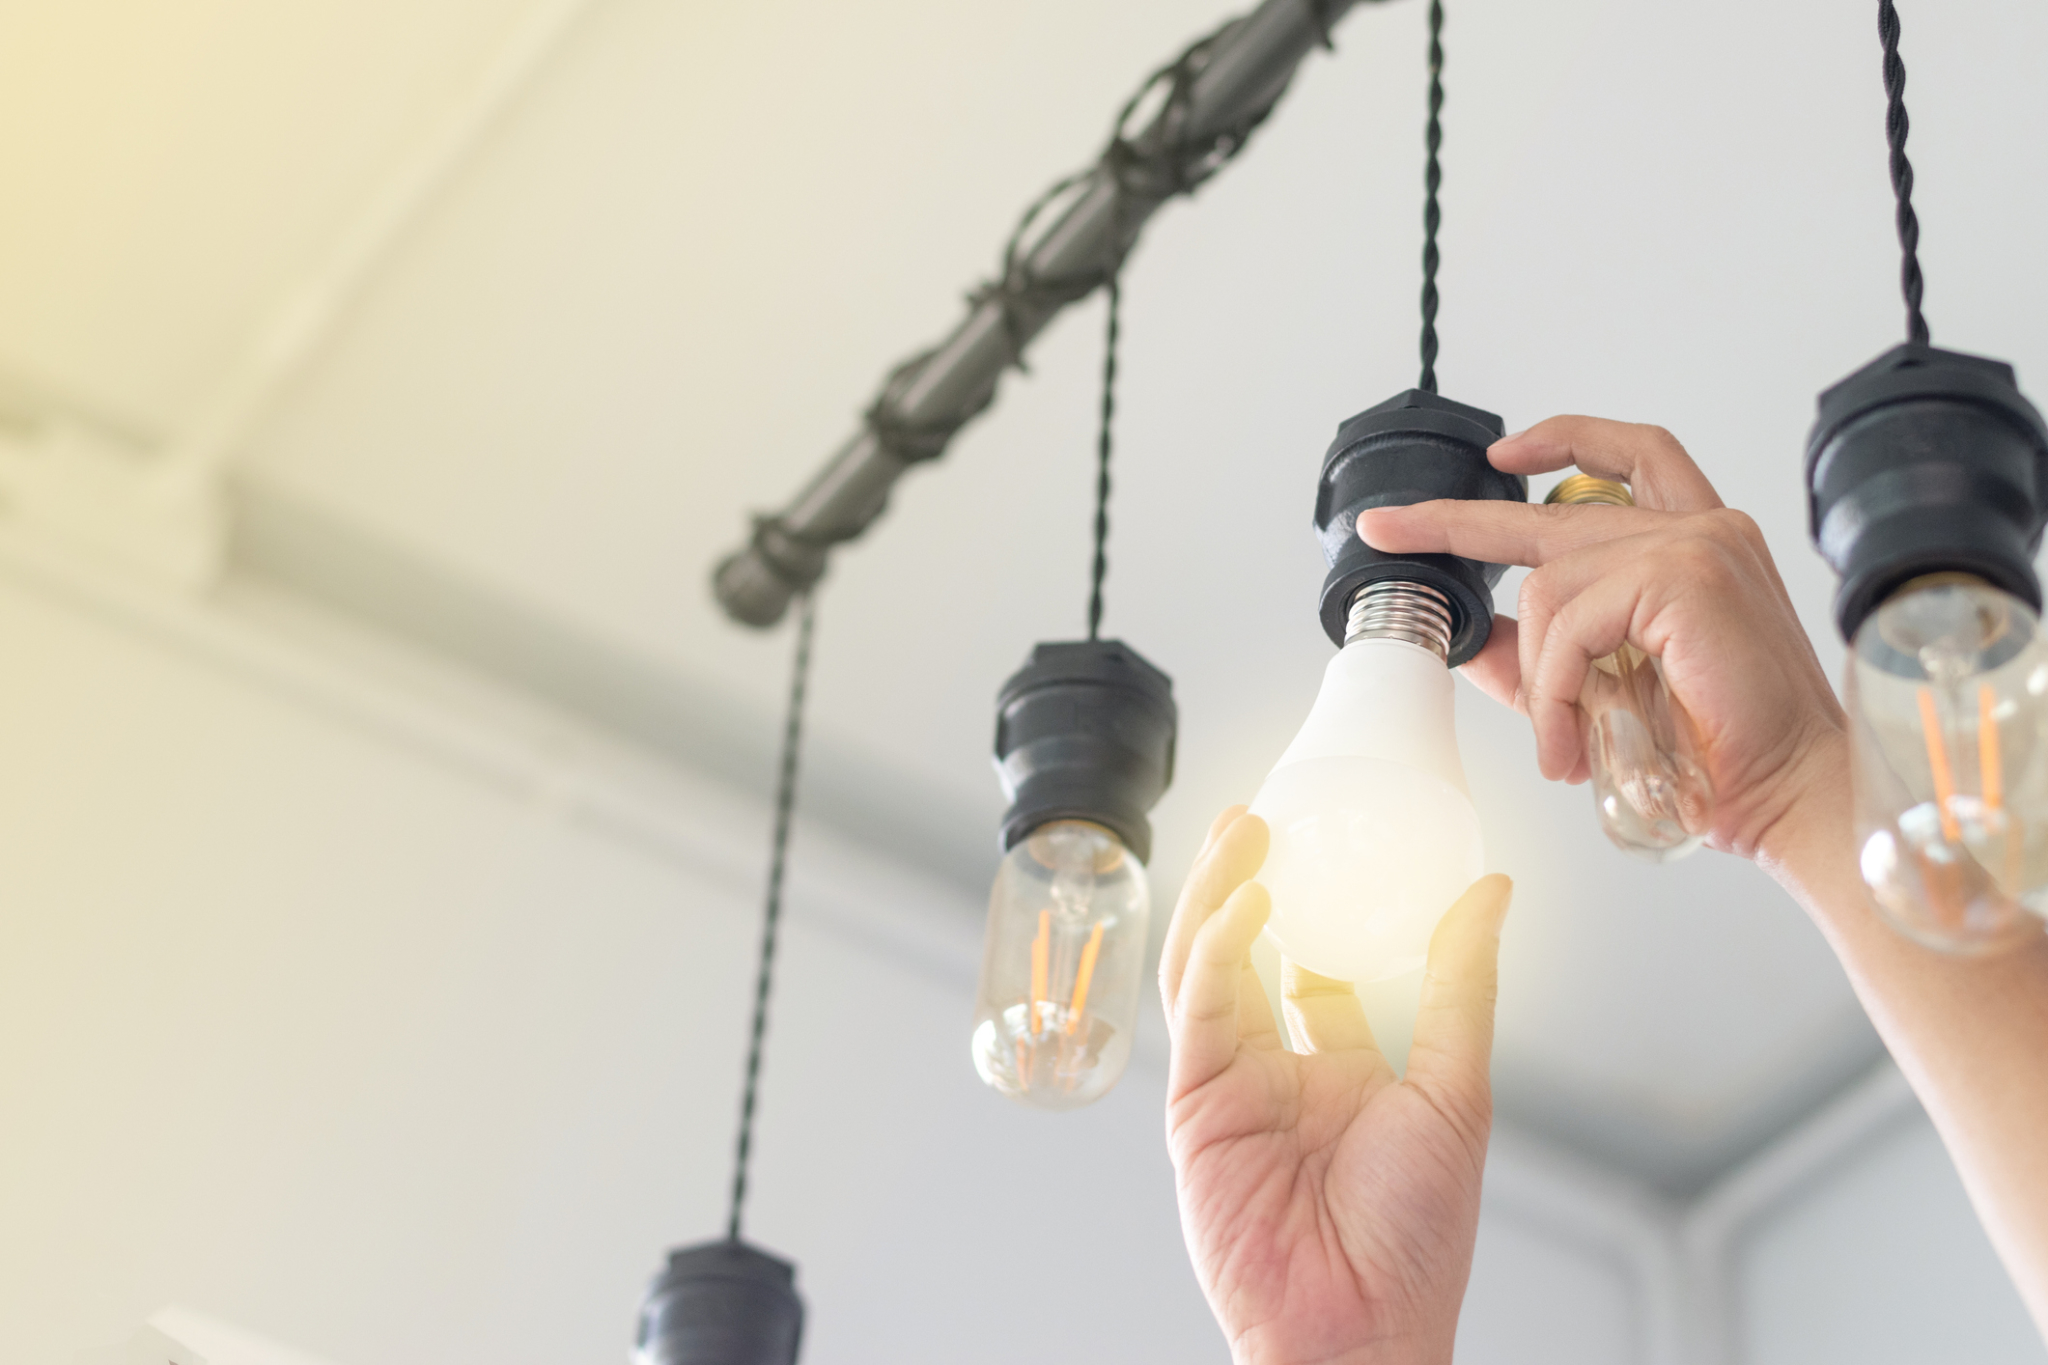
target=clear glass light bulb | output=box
[971,820,1149,1110]
[1848,574,2048,953]
[1248,582,1486,982]
[1547,475,1714,859]
[1581,644,1714,859]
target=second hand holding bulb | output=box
[1546,475,1716,859]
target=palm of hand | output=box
[1160,809,1510,1365]
[1173,1044,1487,1364]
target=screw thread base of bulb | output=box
[1546,474,1635,507]
[1346,580,1454,661]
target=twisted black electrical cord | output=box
[1087,276,1121,641]
[1418,0,1445,393]
[727,592,815,1243]
[1877,0,1929,344]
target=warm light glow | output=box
[1249,637,1484,983]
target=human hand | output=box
[1356,416,1847,865]
[1161,806,1514,1365]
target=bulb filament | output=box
[1010,911,1114,1091]
[1030,910,1051,1032]
[1917,686,1963,844]
[1066,921,1105,1037]
[1980,684,2004,814]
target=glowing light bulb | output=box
[1249,581,1486,982]
[1546,475,1714,859]
[971,820,1149,1109]
[1848,574,2048,953]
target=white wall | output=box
[1461,1205,1639,1363]
[1735,1107,2047,1365]
[0,552,1642,1365]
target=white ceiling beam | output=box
[98,0,603,586]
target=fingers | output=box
[1514,513,1765,780]
[1405,875,1514,1127]
[1510,531,1668,780]
[1161,810,1265,1014]
[1357,498,1664,570]
[1488,416,1724,513]
[1200,805,1246,855]
[1282,960,1379,1055]
[1169,879,1274,1098]
[1239,955,1285,1054]
[1356,416,1721,572]
[1456,612,1523,712]
[1524,565,1659,781]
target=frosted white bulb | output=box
[1250,582,1485,982]
[970,820,1150,1110]
[1848,574,2048,953]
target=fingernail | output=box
[1493,428,1529,446]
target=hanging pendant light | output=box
[973,637,1176,1109]
[635,600,817,1364]
[1803,0,2048,955]
[636,1242,803,1365]
[969,259,1179,1111]
[1248,0,1523,983]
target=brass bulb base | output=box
[1545,474,1635,508]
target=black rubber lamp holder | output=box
[992,639,1177,864]
[635,1241,804,1365]
[1805,342,2048,642]
[1314,388,1527,665]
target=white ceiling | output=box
[3,0,2046,1192]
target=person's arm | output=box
[1159,803,1513,1365]
[1360,415,2048,1335]
[1761,746,2048,1333]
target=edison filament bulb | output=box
[1805,342,2048,953]
[975,639,1175,1110]
[1847,575,2048,953]
[1249,581,1486,983]
[971,820,1150,1109]
[1547,475,1715,859]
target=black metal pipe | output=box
[712,0,1374,627]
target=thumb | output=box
[1404,874,1513,1127]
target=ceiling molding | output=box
[148,0,605,523]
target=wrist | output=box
[1235,1326,1455,1365]
[1748,726,1863,927]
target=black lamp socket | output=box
[1315,389,1528,665]
[993,639,1176,865]
[1806,342,2048,642]
[635,1240,804,1365]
